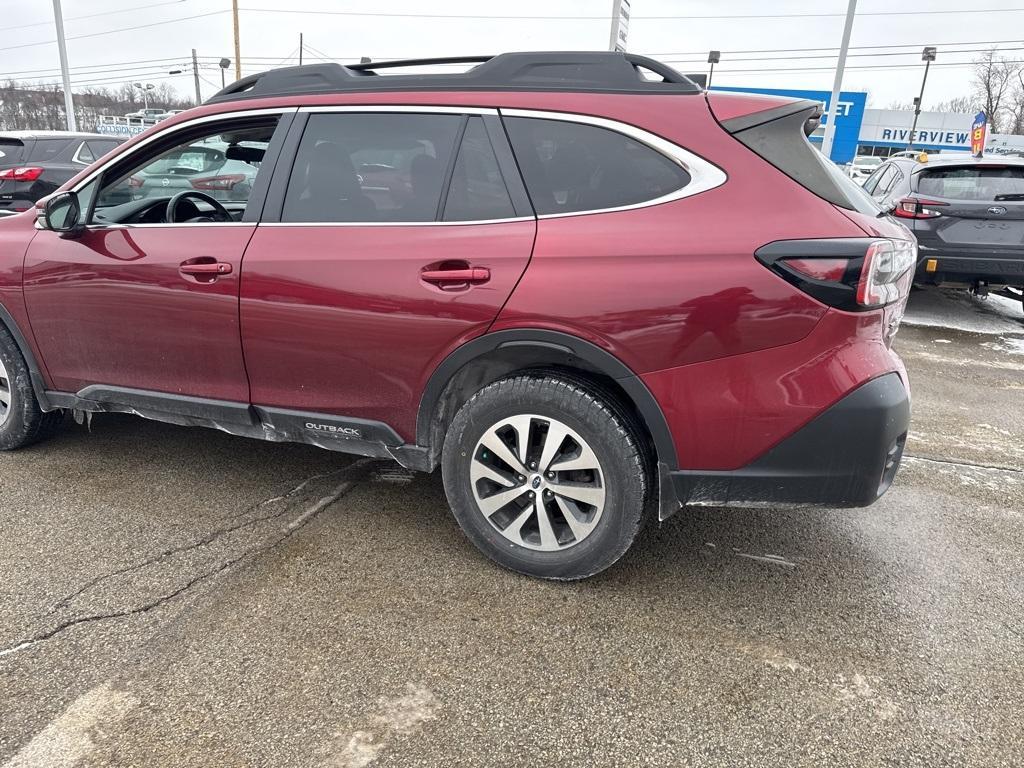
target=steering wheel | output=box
[166,190,233,224]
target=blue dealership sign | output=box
[710,86,867,164]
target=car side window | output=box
[878,165,902,196]
[443,117,516,222]
[866,164,894,195]
[92,119,276,216]
[73,142,95,165]
[503,116,690,215]
[281,112,462,223]
[861,164,886,194]
[29,138,72,162]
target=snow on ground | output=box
[902,287,1023,336]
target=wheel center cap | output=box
[530,474,542,489]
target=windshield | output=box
[917,165,1024,201]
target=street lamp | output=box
[219,58,231,88]
[132,81,155,110]
[707,50,721,89]
[907,46,937,150]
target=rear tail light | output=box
[756,238,917,311]
[190,173,245,191]
[0,166,44,182]
[856,239,916,307]
[892,197,946,219]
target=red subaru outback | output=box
[0,53,913,579]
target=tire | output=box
[0,325,64,451]
[441,374,649,580]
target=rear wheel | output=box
[0,326,64,451]
[441,375,648,580]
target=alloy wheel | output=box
[0,356,11,427]
[470,414,606,552]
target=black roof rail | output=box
[205,51,702,103]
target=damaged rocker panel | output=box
[44,386,432,471]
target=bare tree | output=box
[886,99,914,110]
[1007,79,1024,135]
[972,48,1021,133]
[930,96,975,113]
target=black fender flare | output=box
[415,328,679,471]
[0,301,53,411]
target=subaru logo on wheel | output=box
[988,205,1007,215]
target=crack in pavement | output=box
[904,454,1023,474]
[0,459,375,660]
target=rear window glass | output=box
[0,140,25,163]
[504,116,690,215]
[917,166,1024,201]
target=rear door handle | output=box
[420,267,490,284]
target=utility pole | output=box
[299,33,304,66]
[232,0,242,80]
[51,0,77,131]
[192,49,202,105]
[907,47,937,150]
[707,50,720,90]
[821,0,857,160]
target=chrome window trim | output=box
[71,141,93,166]
[84,222,254,230]
[259,216,533,228]
[298,105,499,116]
[500,107,727,219]
[69,107,296,194]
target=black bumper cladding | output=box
[915,253,1024,285]
[671,373,910,509]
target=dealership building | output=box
[711,85,1024,164]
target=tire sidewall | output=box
[442,378,646,580]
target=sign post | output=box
[609,0,630,52]
[971,111,987,157]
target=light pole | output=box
[707,50,721,89]
[219,58,231,88]
[907,46,937,150]
[132,82,154,110]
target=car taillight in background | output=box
[892,197,947,219]
[756,238,917,311]
[190,174,246,191]
[0,167,44,182]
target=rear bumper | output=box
[669,372,910,509]
[914,246,1024,286]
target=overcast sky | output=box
[1,0,1021,109]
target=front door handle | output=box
[420,267,490,285]
[180,262,233,276]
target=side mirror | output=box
[42,191,83,236]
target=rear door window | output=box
[29,138,73,162]
[282,112,462,223]
[443,117,516,222]
[503,116,690,215]
[917,166,1024,201]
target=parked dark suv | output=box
[862,153,1024,304]
[0,131,123,214]
[0,53,914,579]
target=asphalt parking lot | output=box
[1,286,1022,768]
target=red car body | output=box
[0,55,912,521]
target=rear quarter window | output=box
[503,116,690,215]
[917,166,1024,201]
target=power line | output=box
[0,0,191,32]
[236,5,1024,20]
[0,9,228,52]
